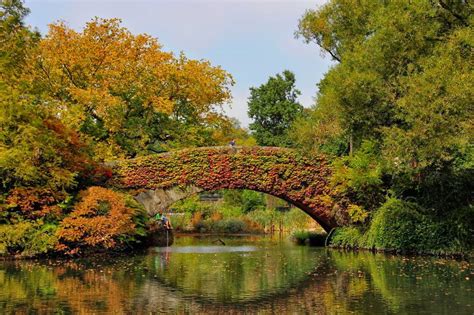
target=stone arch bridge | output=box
[108,146,337,231]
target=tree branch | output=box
[439,0,469,26]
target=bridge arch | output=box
[108,146,337,231]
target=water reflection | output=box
[0,235,472,314]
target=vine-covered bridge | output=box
[108,146,337,232]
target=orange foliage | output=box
[57,187,135,254]
[43,117,112,184]
[6,188,64,220]
[190,212,203,227]
[210,211,223,222]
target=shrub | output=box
[5,188,65,220]
[364,198,473,254]
[172,195,212,214]
[219,205,243,218]
[0,221,36,255]
[169,212,192,232]
[364,198,428,251]
[122,194,149,244]
[329,198,473,255]
[0,221,58,257]
[214,218,246,234]
[241,190,265,213]
[330,227,364,249]
[23,223,59,256]
[56,187,138,254]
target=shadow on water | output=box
[0,235,472,314]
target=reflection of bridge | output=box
[134,254,335,314]
[108,146,337,231]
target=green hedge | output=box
[0,221,58,257]
[330,197,473,255]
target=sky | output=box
[24,0,333,127]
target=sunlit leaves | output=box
[247,70,303,147]
[25,18,234,158]
[57,187,136,254]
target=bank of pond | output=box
[0,189,471,259]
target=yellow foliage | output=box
[347,204,368,224]
[26,18,233,158]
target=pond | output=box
[0,235,472,314]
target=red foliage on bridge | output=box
[109,147,338,231]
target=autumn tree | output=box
[25,18,234,158]
[0,3,239,256]
[247,70,303,147]
[0,0,39,87]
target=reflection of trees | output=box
[325,251,474,314]
[0,248,472,314]
[0,260,143,314]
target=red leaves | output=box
[6,187,65,220]
[110,147,338,229]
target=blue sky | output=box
[25,0,333,127]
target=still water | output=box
[0,235,472,314]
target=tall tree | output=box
[23,18,234,158]
[247,70,303,147]
[0,0,39,88]
[294,0,473,214]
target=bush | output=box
[330,198,473,255]
[56,187,142,254]
[189,216,248,234]
[5,188,65,220]
[364,198,473,254]
[0,221,58,257]
[172,195,212,214]
[364,198,428,251]
[330,227,364,249]
[169,212,192,232]
[214,218,246,233]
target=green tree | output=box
[0,0,39,88]
[294,0,473,250]
[247,70,303,147]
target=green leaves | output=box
[296,0,473,215]
[247,70,303,147]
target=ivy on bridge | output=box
[108,146,338,231]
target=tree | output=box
[210,118,256,147]
[23,18,234,158]
[294,0,473,218]
[247,70,303,147]
[0,0,39,88]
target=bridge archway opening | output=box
[154,189,325,233]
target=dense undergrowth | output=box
[0,187,150,258]
[330,198,474,256]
